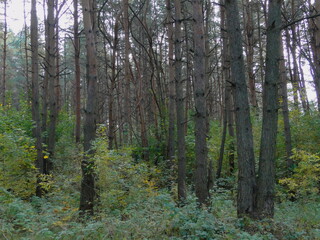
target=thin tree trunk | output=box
[74,0,81,143]
[225,0,256,217]
[192,0,209,205]
[79,0,98,216]
[175,0,186,201]
[256,0,282,219]
[2,0,7,106]
[279,40,293,169]
[47,0,57,173]
[166,0,175,163]
[31,0,44,197]
[309,1,320,111]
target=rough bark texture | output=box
[166,0,175,163]
[47,0,57,173]
[74,0,81,143]
[80,0,97,216]
[31,0,44,197]
[193,0,209,205]
[279,40,293,169]
[225,0,256,217]
[310,1,320,111]
[1,0,7,106]
[256,0,282,219]
[174,0,186,201]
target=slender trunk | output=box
[2,0,7,106]
[279,40,293,169]
[256,0,282,219]
[309,1,320,111]
[192,0,209,205]
[123,0,131,145]
[79,0,98,216]
[166,0,175,162]
[216,106,227,179]
[55,0,61,112]
[225,0,256,217]
[74,0,81,143]
[175,0,186,201]
[31,0,44,197]
[244,0,257,108]
[47,0,57,173]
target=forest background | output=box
[0,0,320,239]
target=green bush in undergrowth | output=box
[278,149,320,200]
[0,104,37,199]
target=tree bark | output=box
[1,0,7,106]
[192,0,209,205]
[31,0,44,197]
[256,0,282,219]
[166,0,175,163]
[279,40,293,170]
[47,0,57,173]
[174,0,186,201]
[309,1,320,111]
[79,0,98,216]
[225,0,256,217]
[74,0,81,143]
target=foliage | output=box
[0,104,37,199]
[278,149,320,199]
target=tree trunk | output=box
[174,0,186,201]
[256,0,282,219]
[192,0,209,205]
[79,0,98,216]
[1,0,7,106]
[31,0,44,197]
[225,0,256,217]
[166,0,175,163]
[279,40,293,170]
[47,0,57,173]
[309,1,320,111]
[74,0,81,143]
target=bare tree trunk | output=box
[31,0,44,197]
[193,0,209,205]
[225,0,256,217]
[47,0,57,173]
[244,0,257,108]
[309,1,320,111]
[1,0,7,106]
[221,0,235,175]
[279,40,293,169]
[79,0,98,216]
[74,0,81,143]
[166,0,175,163]
[256,0,282,219]
[55,0,61,112]
[174,0,186,201]
[123,0,131,146]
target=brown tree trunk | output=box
[47,0,57,173]
[244,0,257,109]
[1,0,7,106]
[74,0,81,143]
[79,0,98,216]
[31,0,44,197]
[256,0,282,219]
[175,0,186,201]
[279,40,293,169]
[225,0,256,217]
[123,0,131,146]
[166,0,175,163]
[309,1,320,111]
[192,0,209,205]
